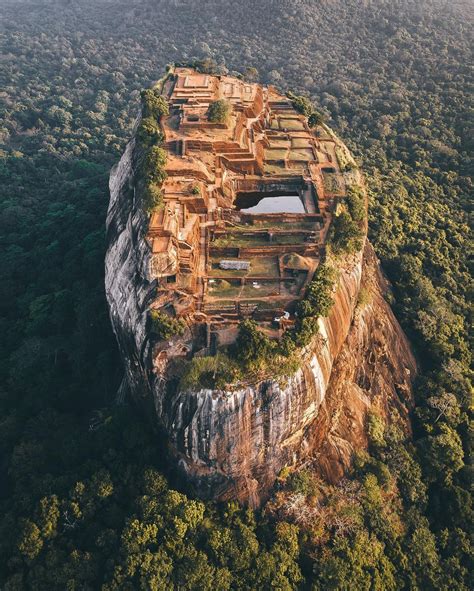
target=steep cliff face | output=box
[106,138,155,404]
[106,139,415,505]
[304,242,416,484]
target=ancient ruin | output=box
[148,67,355,352]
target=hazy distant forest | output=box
[0,0,472,588]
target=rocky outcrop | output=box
[304,242,416,483]
[105,130,416,508]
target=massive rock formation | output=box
[105,69,416,506]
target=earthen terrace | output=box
[147,67,351,353]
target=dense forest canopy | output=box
[0,0,472,588]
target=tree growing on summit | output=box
[149,311,186,340]
[308,111,324,128]
[207,99,231,124]
[234,319,274,370]
[244,67,258,82]
[330,211,364,254]
[140,89,169,120]
[142,146,167,184]
[287,92,314,117]
[287,92,325,128]
[137,117,163,146]
[346,185,366,222]
[305,264,337,317]
[143,183,163,213]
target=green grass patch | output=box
[253,220,317,231]
[279,118,305,130]
[265,148,288,160]
[207,279,242,298]
[208,262,247,277]
[270,234,307,245]
[212,233,268,248]
[248,257,279,276]
[322,172,343,193]
[244,299,288,311]
[240,282,280,297]
[288,148,314,161]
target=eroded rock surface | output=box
[304,242,416,485]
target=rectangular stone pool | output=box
[236,192,305,214]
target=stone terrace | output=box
[147,67,349,353]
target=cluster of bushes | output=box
[179,353,241,390]
[286,91,324,128]
[137,116,163,147]
[233,319,277,371]
[330,211,364,255]
[346,185,366,222]
[137,89,170,213]
[330,185,366,255]
[207,99,231,124]
[140,89,169,120]
[140,145,167,212]
[291,264,338,347]
[177,58,227,76]
[149,310,186,340]
[232,265,336,377]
